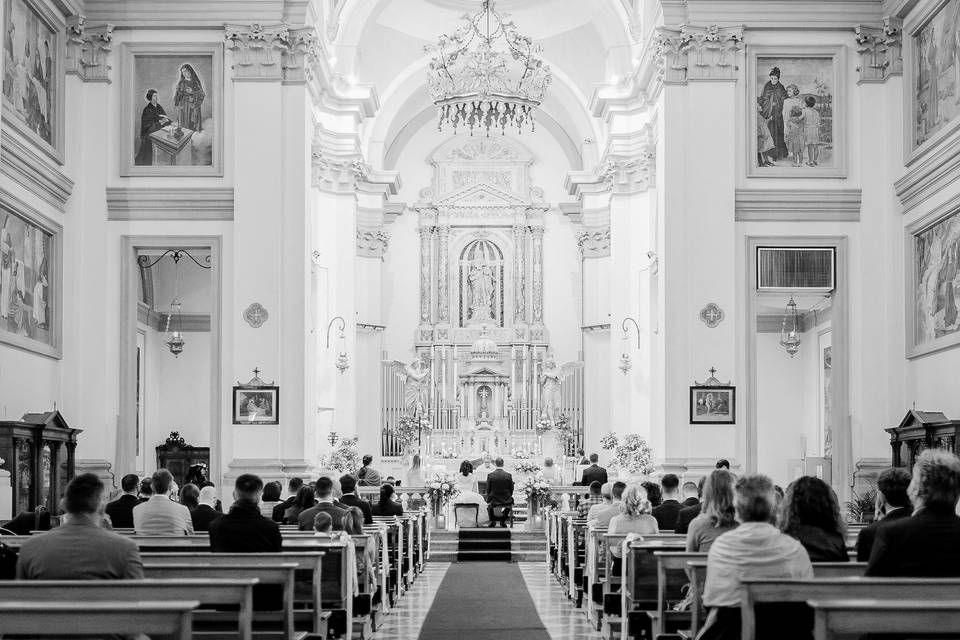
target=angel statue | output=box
[540,353,584,422]
[385,356,431,417]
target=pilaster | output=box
[854,17,903,84]
[65,16,114,83]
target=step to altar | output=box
[429,528,546,563]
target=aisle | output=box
[417,562,552,640]
[518,562,605,640]
[370,563,450,640]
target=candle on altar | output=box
[538,435,542,455]
[452,345,458,402]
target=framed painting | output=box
[1,0,66,163]
[746,45,847,178]
[0,190,61,358]
[120,42,223,177]
[905,0,960,163]
[232,385,279,425]
[907,204,960,358]
[818,330,833,457]
[690,385,736,424]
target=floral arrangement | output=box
[389,414,432,448]
[523,474,553,508]
[426,472,459,510]
[600,432,619,450]
[552,414,576,454]
[165,431,186,447]
[535,416,554,435]
[323,436,361,472]
[610,433,655,475]
[433,449,459,459]
[514,461,541,475]
[512,448,531,459]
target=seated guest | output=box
[260,481,282,518]
[681,481,700,507]
[686,469,738,552]
[339,474,374,524]
[699,474,812,640]
[579,453,608,486]
[343,506,365,535]
[609,483,660,556]
[577,481,605,518]
[716,459,730,470]
[192,485,222,532]
[641,480,663,508]
[652,473,683,530]
[169,480,181,502]
[16,473,143,579]
[867,449,960,577]
[576,448,590,466]
[273,477,304,522]
[105,473,140,529]
[779,476,848,562]
[856,467,912,561]
[314,511,334,535]
[587,482,623,527]
[133,469,194,535]
[385,476,397,486]
[298,476,349,531]
[675,476,705,534]
[358,455,383,486]
[179,483,200,510]
[284,485,316,524]
[138,477,153,501]
[372,483,404,517]
[3,507,51,534]
[540,457,560,485]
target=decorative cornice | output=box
[654,24,744,84]
[577,226,611,259]
[0,131,74,212]
[735,188,861,221]
[854,17,903,84]
[138,303,212,333]
[356,169,402,198]
[106,187,234,220]
[894,132,960,215]
[65,16,114,83]
[357,227,390,258]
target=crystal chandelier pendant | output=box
[425,0,551,136]
[779,296,802,357]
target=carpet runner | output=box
[417,561,551,640]
[456,527,511,562]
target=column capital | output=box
[312,149,367,193]
[578,225,611,259]
[65,16,114,83]
[356,227,390,259]
[854,17,903,84]
[283,26,323,84]
[224,23,289,81]
[654,24,744,84]
[601,145,656,195]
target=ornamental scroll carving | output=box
[66,17,114,82]
[578,227,611,258]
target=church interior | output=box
[3,0,960,638]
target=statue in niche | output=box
[540,353,584,422]
[385,356,431,417]
[468,261,495,322]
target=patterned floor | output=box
[369,562,603,640]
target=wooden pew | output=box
[809,599,960,640]
[742,577,960,640]
[617,540,686,640]
[0,579,256,640]
[584,524,609,629]
[0,600,199,640]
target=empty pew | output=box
[0,579,256,640]
[809,599,960,640]
[617,539,687,640]
[0,600,199,640]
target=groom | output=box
[485,457,514,528]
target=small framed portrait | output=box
[746,45,847,178]
[232,385,279,425]
[120,42,223,176]
[690,386,736,424]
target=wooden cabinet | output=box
[155,443,210,488]
[0,411,81,515]
[886,410,960,472]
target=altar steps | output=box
[429,528,546,563]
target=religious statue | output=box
[468,261,495,321]
[539,353,583,422]
[385,356,431,417]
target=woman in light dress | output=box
[453,460,489,526]
[540,457,560,485]
[608,483,660,557]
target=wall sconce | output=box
[620,317,641,374]
[327,431,339,447]
[779,296,801,358]
[326,316,349,374]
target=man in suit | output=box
[680,481,700,508]
[867,450,960,577]
[486,457,514,527]
[17,473,143,579]
[298,476,349,531]
[652,473,683,530]
[192,485,222,532]
[855,467,912,561]
[580,453,608,486]
[675,476,705,535]
[271,477,303,522]
[339,473,374,525]
[133,469,194,535]
[105,473,140,529]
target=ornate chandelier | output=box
[779,296,802,357]
[425,0,551,136]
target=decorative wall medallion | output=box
[699,303,725,328]
[243,303,269,328]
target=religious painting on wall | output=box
[120,43,223,176]
[0,195,60,358]
[908,207,960,357]
[1,0,64,162]
[819,332,833,457]
[232,385,279,425]
[746,45,846,178]
[909,0,960,160]
[689,386,736,424]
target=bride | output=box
[453,460,489,526]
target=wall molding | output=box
[0,131,74,212]
[735,188,862,221]
[137,302,211,333]
[895,132,960,215]
[106,187,235,220]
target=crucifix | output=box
[478,386,491,418]
[704,308,722,324]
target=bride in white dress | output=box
[454,460,489,526]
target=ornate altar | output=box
[886,410,960,472]
[0,411,80,516]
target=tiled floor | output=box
[370,562,603,640]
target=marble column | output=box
[419,226,434,326]
[513,223,528,324]
[436,225,450,324]
[531,226,544,326]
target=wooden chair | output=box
[0,600,199,640]
[453,503,480,527]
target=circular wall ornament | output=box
[243,302,269,328]
[699,303,725,328]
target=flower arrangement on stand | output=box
[322,436,361,473]
[426,472,459,528]
[389,414,432,450]
[552,414,576,455]
[514,461,541,475]
[600,432,619,451]
[523,473,552,530]
[609,434,656,476]
[512,448,531,460]
[535,416,554,435]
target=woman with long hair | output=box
[174,63,205,132]
[372,483,403,517]
[686,470,738,552]
[779,476,848,562]
[608,483,659,556]
[284,485,316,525]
